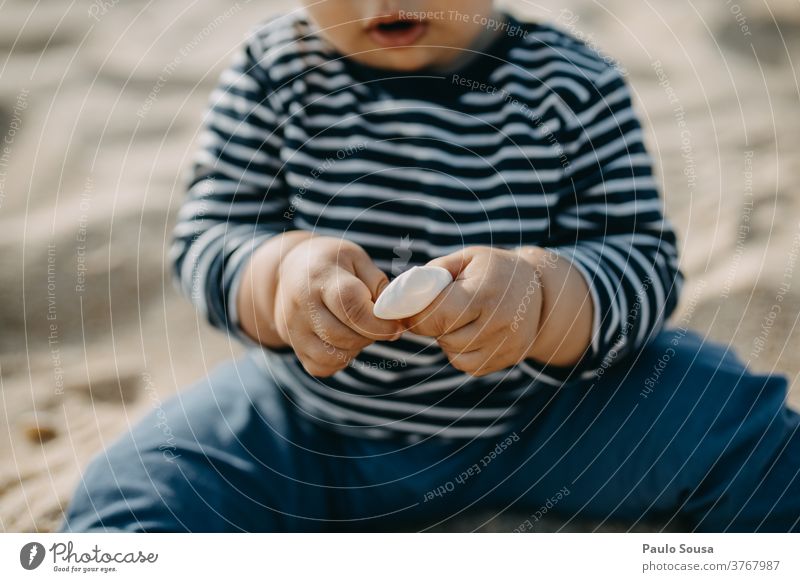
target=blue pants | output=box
[59,329,800,532]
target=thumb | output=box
[350,250,390,302]
[426,248,470,280]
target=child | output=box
[61,1,800,532]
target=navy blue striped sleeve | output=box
[168,32,294,349]
[522,67,684,381]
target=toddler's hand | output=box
[274,236,404,377]
[403,246,543,377]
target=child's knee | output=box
[630,331,792,511]
[60,443,144,531]
[631,328,780,411]
[61,440,209,532]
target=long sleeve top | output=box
[169,10,683,442]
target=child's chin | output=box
[362,49,438,73]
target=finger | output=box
[297,334,357,377]
[437,319,488,353]
[302,339,355,368]
[306,300,374,351]
[350,248,391,302]
[446,346,509,378]
[425,248,472,280]
[285,324,355,362]
[446,348,490,376]
[298,355,347,378]
[404,277,481,337]
[321,269,404,341]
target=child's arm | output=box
[169,32,292,348]
[238,233,404,377]
[404,67,683,379]
[530,66,685,377]
[515,245,594,368]
[169,30,401,375]
[400,245,592,376]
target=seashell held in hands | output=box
[373,265,453,320]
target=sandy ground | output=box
[0,0,799,532]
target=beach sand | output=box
[1,0,798,532]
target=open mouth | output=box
[367,16,428,48]
[377,20,417,33]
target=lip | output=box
[366,14,429,48]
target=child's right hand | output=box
[271,236,405,377]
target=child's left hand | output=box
[402,246,543,377]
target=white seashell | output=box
[373,265,453,320]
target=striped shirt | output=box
[169,10,683,442]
